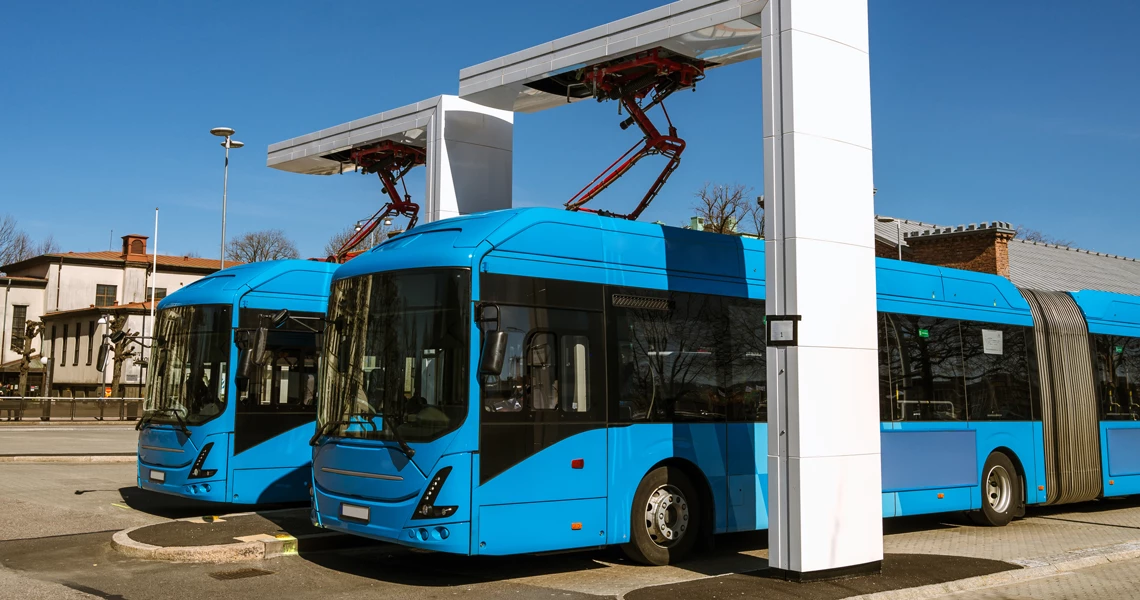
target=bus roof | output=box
[1071,289,1140,336]
[158,259,337,310]
[335,207,1036,325]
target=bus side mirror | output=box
[237,327,268,379]
[96,343,110,372]
[480,330,508,376]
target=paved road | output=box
[950,555,1140,599]
[0,426,137,456]
[1,462,1140,599]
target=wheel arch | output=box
[987,446,1028,515]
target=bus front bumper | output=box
[138,461,228,503]
[313,484,471,554]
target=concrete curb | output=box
[109,509,355,563]
[0,454,135,463]
[847,541,1140,600]
[111,526,268,563]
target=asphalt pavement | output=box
[0,425,137,456]
[3,460,1140,599]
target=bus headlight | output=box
[411,467,458,520]
[187,442,217,479]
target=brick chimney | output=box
[121,234,149,259]
[904,222,1016,277]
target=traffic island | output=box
[111,508,370,563]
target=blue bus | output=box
[138,259,336,504]
[309,208,1140,564]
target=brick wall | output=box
[876,240,901,259]
[904,223,1015,277]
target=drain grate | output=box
[208,568,274,581]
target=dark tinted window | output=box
[10,306,27,351]
[236,310,322,414]
[1093,334,1140,420]
[480,305,605,421]
[87,320,95,365]
[880,314,965,421]
[611,290,766,423]
[961,322,1035,420]
[73,322,81,366]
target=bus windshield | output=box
[144,304,233,426]
[318,269,470,443]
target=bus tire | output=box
[972,452,1021,527]
[622,466,700,566]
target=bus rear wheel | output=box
[622,466,700,566]
[971,452,1022,527]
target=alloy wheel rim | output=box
[644,484,689,548]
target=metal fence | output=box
[0,397,142,421]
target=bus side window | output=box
[527,333,558,410]
[560,335,589,413]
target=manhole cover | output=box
[208,568,274,581]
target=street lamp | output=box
[211,127,244,270]
[876,216,903,261]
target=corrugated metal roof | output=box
[1008,239,1140,296]
[878,214,1140,297]
[873,216,939,247]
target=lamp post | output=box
[210,127,244,270]
[876,216,903,261]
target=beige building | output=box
[1,234,237,397]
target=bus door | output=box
[474,276,608,554]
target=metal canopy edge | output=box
[458,0,766,112]
[266,96,444,175]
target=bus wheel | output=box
[622,466,700,566]
[972,452,1021,527]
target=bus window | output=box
[961,322,1034,421]
[881,314,965,422]
[726,301,766,422]
[612,291,728,423]
[527,333,558,410]
[1094,334,1140,420]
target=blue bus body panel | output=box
[138,260,335,504]
[1072,291,1140,497]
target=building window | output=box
[146,288,168,302]
[73,322,81,366]
[49,326,56,363]
[87,320,95,365]
[9,305,28,352]
[130,239,144,254]
[95,285,117,307]
[62,325,69,368]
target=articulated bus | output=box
[310,208,1140,565]
[138,260,336,504]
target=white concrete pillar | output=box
[424,96,514,222]
[762,0,882,579]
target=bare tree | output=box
[1,214,62,266]
[691,183,760,236]
[1015,225,1072,248]
[226,229,299,263]
[36,235,60,255]
[324,221,396,260]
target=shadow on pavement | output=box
[117,486,306,520]
[628,553,1019,600]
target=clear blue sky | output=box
[2,1,1138,259]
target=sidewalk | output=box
[0,424,137,458]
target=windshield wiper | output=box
[136,408,191,437]
[309,413,378,446]
[382,400,416,459]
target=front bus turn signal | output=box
[412,467,459,520]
